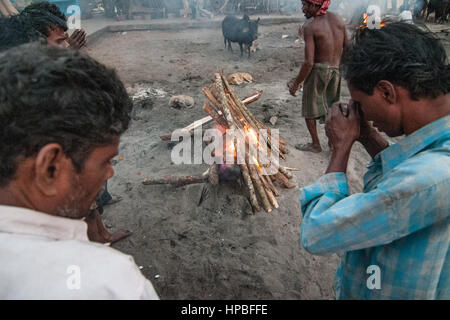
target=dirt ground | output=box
[85,21,450,300]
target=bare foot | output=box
[109,229,132,244]
[86,209,131,244]
[295,143,322,153]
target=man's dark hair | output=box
[0,15,44,52]
[341,22,450,100]
[0,43,132,187]
[21,1,68,36]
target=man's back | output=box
[305,12,347,66]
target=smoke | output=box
[324,0,425,23]
[264,0,422,20]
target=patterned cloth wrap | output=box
[306,0,331,16]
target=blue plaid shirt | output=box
[299,115,450,300]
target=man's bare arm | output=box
[288,26,315,96]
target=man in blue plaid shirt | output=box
[299,23,449,299]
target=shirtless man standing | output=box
[289,0,348,153]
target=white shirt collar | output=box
[0,205,89,241]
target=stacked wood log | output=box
[145,72,297,214]
[201,72,295,213]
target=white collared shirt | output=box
[0,205,159,300]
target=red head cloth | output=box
[306,0,331,16]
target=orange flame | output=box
[360,12,386,29]
[244,125,260,147]
[252,156,263,173]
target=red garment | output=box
[306,0,331,16]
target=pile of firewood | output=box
[144,72,297,214]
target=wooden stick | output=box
[264,175,280,197]
[222,75,260,131]
[160,91,263,141]
[203,102,228,129]
[279,166,294,180]
[242,90,263,105]
[248,164,272,213]
[240,163,260,213]
[207,164,220,186]
[222,73,289,150]
[257,170,279,209]
[215,73,260,213]
[254,117,288,149]
[143,175,207,187]
[221,77,288,157]
[202,87,222,112]
[275,171,297,189]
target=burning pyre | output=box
[144,73,296,214]
[359,12,386,29]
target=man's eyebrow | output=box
[110,151,119,158]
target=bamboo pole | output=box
[264,175,280,197]
[279,166,293,180]
[248,164,272,213]
[221,75,288,158]
[202,87,222,113]
[257,170,279,209]
[240,162,260,213]
[215,73,260,213]
[142,175,207,187]
[275,172,297,189]
[202,102,228,129]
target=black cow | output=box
[222,15,260,58]
[420,0,450,22]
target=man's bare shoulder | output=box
[327,12,346,27]
[303,19,317,38]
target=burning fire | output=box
[360,12,386,29]
[253,156,263,173]
[362,12,368,25]
[244,124,260,147]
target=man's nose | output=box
[107,166,115,180]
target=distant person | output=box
[300,23,449,299]
[0,43,159,299]
[21,1,87,49]
[288,0,348,153]
[189,0,197,19]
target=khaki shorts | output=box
[302,63,341,119]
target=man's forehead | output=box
[93,138,120,157]
[48,27,66,37]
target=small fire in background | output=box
[360,12,386,29]
[361,12,369,26]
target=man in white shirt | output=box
[0,43,159,299]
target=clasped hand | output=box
[325,101,362,152]
[68,29,87,50]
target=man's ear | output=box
[376,80,397,104]
[34,144,69,197]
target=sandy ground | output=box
[84,21,450,299]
